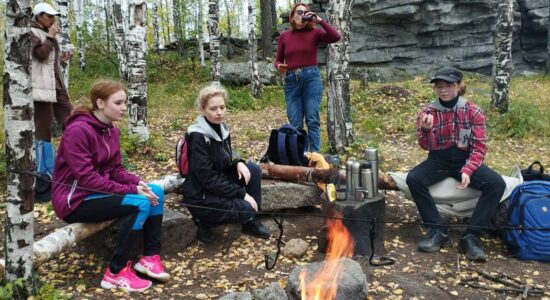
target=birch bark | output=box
[153,1,160,53]
[126,0,149,141]
[326,0,354,153]
[3,0,35,285]
[198,0,206,66]
[208,0,221,82]
[55,0,71,83]
[73,0,86,70]
[111,0,128,80]
[490,0,514,114]
[248,0,261,97]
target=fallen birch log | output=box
[0,174,185,276]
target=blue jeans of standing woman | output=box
[284,66,323,152]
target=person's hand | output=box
[305,12,322,23]
[456,173,470,190]
[137,181,159,205]
[244,193,258,212]
[420,113,433,131]
[59,51,73,62]
[48,23,61,38]
[237,162,251,185]
[277,63,288,74]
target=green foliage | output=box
[0,278,69,300]
[119,128,142,157]
[227,88,258,111]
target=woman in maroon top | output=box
[275,3,340,152]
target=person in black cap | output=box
[406,67,506,262]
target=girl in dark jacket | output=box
[183,84,271,243]
[52,80,169,292]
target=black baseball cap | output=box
[430,67,463,83]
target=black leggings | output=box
[64,195,163,273]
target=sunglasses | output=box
[295,9,309,16]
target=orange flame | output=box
[299,210,354,300]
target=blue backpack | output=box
[262,124,308,166]
[506,180,550,262]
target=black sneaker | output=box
[196,223,216,244]
[417,229,452,253]
[242,220,271,239]
[458,233,487,262]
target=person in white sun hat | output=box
[31,2,74,201]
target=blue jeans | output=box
[284,66,323,152]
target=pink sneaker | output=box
[100,261,152,292]
[134,254,170,282]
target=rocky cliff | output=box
[278,0,549,80]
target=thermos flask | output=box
[364,148,378,197]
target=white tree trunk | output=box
[126,0,149,141]
[173,0,184,56]
[248,0,261,98]
[224,0,232,59]
[208,0,221,82]
[55,0,71,86]
[0,174,185,278]
[104,0,112,53]
[198,0,206,67]
[74,0,86,71]
[326,0,354,153]
[111,0,128,80]
[153,1,160,53]
[3,0,35,285]
[491,0,514,114]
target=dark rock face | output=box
[279,0,548,80]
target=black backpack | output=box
[521,161,550,182]
[262,124,308,166]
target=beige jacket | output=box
[31,26,63,103]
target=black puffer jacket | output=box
[183,116,245,205]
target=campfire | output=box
[298,210,356,300]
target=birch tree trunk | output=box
[490,0,514,114]
[224,0,232,59]
[111,0,128,80]
[153,1,160,53]
[164,0,172,43]
[158,0,168,45]
[198,0,206,66]
[55,0,71,85]
[74,0,86,71]
[259,0,272,59]
[208,0,221,82]
[248,0,261,98]
[3,0,35,285]
[326,0,354,153]
[127,0,149,141]
[104,0,112,53]
[172,0,184,56]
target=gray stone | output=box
[221,62,278,86]
[253,282,288,300]
[262,181,322,211]
[218,292,253,300]
[286,257,368,300]
[283,238,309,259]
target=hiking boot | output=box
[100,261,152,292]
[417,229,452,253]
[134,255,170,282]
[242,220,271,239]
[196,223,216,244]
[458,233,487,262]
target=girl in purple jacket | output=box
[52,80,169,292]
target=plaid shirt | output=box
[416,97,487,176]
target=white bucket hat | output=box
[32,3,60,16]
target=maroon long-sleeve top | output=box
[275,20,341,70]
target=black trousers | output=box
[64,195,162,273]
[406,149,506,236]
[188,162,262,226]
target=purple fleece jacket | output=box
[52,112,140,219]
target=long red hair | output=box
[72,80,126,114]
